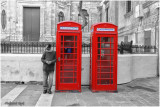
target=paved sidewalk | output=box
[1,77,159,106]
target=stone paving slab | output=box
[1,83,17,98]
[1,77,159,106]
[77,87,100,106]
[51,92,67,106]
[12,85,42,106]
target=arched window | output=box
[126,1,131,13]
[1,10,6,29]
[58,11,64,22]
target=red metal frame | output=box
[90,22,118,92]
[56,21,82,92]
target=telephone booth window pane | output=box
[74,48,77,53]
[97,73,100,78]
[61,36,63,41]
[98,43,100,48]
[110,73,113,78]
[62,48,77,53]
[106,73,110,78]
[60,65,77,71]
[75,36,77,41]
[100,73,113,78]
[98,55,101,60]
[61,48,64,53]
[63,54,77,59]
[61,65,77,71]
[98,55,113,60]
[60,54,63,59]
[98,48,100,55]
[104,73,109,78]
[60,72,74,77]
[64,36,74,41]
[98,73,111,78]
[61,59,77,66]
[111,61,114,66]
[60,54,64,59]
[97,68,101,72]
[110,80,113,84]
[75,42,77,47]
[61,42,63,47]
[60,79,63,83]
[101,37,110,42]
[61,78,73,83]
[111,50,114,54]
[98,37,100,42]
[101,79,109,85]
[97,80,100,84]
[111,37,114,42]
[63,60,77,65]
[74,79,77,83]
[60,60,63,65]
[111,56,113,60]
[60,66,63,71]
[74,72,77,77]
[101,61,110,66]
[111,67,113,72]
[101,49,110,55]
[74,66,77,71]
[101,67,110,72]
[65,48,73,53]
[97,61,101,66]
[101,43,110,48]
[111,44,114,48]
[101,55,110,60]
[64,42,74,47]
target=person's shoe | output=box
[43,90,47,94]
[48,90,52,94]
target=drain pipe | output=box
[155,7,159,77]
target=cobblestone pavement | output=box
[1,77,159,106]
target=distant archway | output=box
[58,11,64,22]
[1,9,6,29]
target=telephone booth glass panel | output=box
[60,35,78,83]
[56,21,82,92]
[97,36,115,85]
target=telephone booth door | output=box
[56,21,82,92]
[96,35,117,91]
[90,23,117,92]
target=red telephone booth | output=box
[90,22,118,92]
[56,21,82,92]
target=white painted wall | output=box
[0,54,158,85]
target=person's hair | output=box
[47,44,51,48]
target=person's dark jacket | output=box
[41,50,56,71]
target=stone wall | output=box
[1,54,158,85]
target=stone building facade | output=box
[1,0,100,42]
[98,0,159,47]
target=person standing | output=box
[41,44,56,94]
